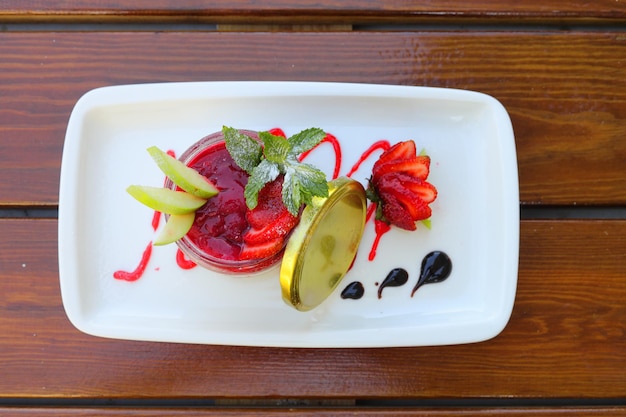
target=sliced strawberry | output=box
[239,237,285,261]
[376,172,437,204]
[246,205,281,231]
[243,209,299,245]
[380,193,417,231]
[245,179,285,229]
[406,195,431,221]
[373,140,417,168]
[372,155,430,180]
[377,180,431,221]
[397,174,437,204]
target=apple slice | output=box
[154,212,195,246]
[147,146,219,198]
[126,185,206,214]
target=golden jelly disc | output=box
[280,177,367,311]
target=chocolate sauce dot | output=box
[341,281,364,299]
[411,251,452,297]
[377,268,409,299]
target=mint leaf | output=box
[282,160,329,214]
[288,127,326,155]
[244,159,280,209]
[260,131,291,164]
[222,126,262,174]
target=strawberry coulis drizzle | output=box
[113,241,153,282]
[348,141,392,262]
[368,218,391,262]
[151,211,162,231]
[366,202,377,222]
[366,203,391,262]
[176,248,197,269]
[269,128,342,179]
[298,133,342,180]
[345,140,390,178]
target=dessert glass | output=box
[166,130,286,274]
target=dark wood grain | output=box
[2,407,626,416]
[0,31,624,207]
[1,218,623,399]
[0,0,625,24]
[1,2,624,414]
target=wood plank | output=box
[0,31,624,206]
[0,0,625,24]
[2,407,626,416]
[0,218,624,399]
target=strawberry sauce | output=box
[299,133,342,180]
[368,218,391,262]
[184,141,251,262]
[151,211,161,232]
[113,241,153,282]
[176,248,197,270]
[345,140,390,177]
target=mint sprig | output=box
[223,126,329,215]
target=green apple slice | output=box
[154,212,195,246]
[147,146,219,198]
[126,185,207,214]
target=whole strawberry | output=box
[366,140,437,231]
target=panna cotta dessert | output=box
[165,130,299,274]
[122,125,441,311]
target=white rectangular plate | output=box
[59,81,519,347]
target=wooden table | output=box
[1,1,624,415]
